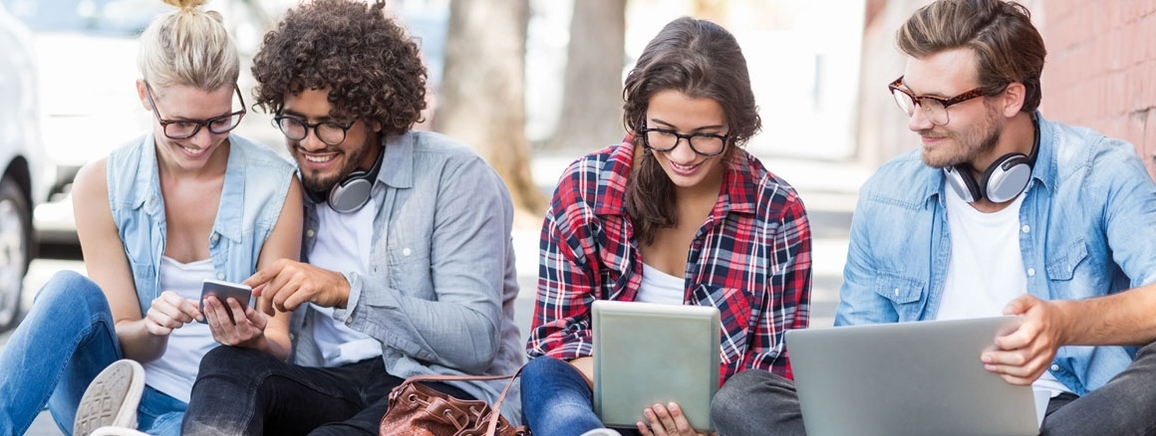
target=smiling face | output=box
[140,82,237,172]
[901,48,1005,169]
[643,89,730,195]
[280,88,381,195]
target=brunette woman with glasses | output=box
[522,16,813,436]
[0,1,302,434]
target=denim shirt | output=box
[289,130,525,424]
[836,113,1156,396]
[106,133,295,317]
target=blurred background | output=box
[1,0,1155,432]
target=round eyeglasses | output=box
[888,76,988,126]
[638,126,729,157]
[144,81,245,139]
[272,116,355,146]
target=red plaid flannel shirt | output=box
[527,142,812,382]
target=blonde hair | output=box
[137,0,238,93]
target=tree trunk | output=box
[542,0,627,152]
[436,0,544,214]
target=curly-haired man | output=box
[181,1,524,434]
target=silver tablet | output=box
[592,300,721,432]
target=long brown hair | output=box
[622,17,761,245]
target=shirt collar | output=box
[130,134,246,243]
[378,132,414,189]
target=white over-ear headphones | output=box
[943,114,1040,203]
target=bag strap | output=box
[399,365,527,436]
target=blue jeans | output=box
[0,271,186,436]
[521,356,639,436]
[182,346,474,436]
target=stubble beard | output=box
[920,103,1002,169]
[296,134,376,195]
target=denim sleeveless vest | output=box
[106,134,295,316]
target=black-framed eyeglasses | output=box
[144,81,246,139]
[638,125,729,157]
[888,76,989,126]
[272,115,355,146]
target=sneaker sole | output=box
[73,359,145,436]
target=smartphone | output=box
[199,279,253,324]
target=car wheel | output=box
[0,175,31,332]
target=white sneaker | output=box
[73,359,146,436]
[579,429,624,436]
[90,426,151,436]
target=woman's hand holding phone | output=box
[200,279,270,347]
[202,295,269,346]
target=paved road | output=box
[3,154,865,435]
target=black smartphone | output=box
[198,279,253,324]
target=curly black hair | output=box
[251,0,427,135]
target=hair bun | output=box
[162,0,208,11]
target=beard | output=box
[295,133,377,195]
[919,102,1002,169]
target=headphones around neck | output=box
[943,114,1041,203]
[305,145,384,213]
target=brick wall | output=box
[1040,0,1156,177]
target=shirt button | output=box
[1050,364,1060,371]
[210,234,219,244]
[893,288,900,297]
[1021,225,1030,233]
[306,229,315,238]
[403,248,412,256]
[217,272,225,279]
[345,316,354,324]
[1027,268,1036,277]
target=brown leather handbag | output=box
[378,368,530,436]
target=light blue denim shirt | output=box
[289,130,525,424]
[106,133,295,317]
[836,113,1156,396]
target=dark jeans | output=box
[710,370,805,436]
[724,341,1156,436]
[181,346,473,436]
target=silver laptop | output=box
[785,316,1040,436]
[592,300,720,432]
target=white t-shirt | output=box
[307,200,383,366]
[636,263,685,305]
[141,256,216,403]
[941,188,1071,396]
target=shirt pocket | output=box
[692,283,749,367]
[873,273,925,320]
[387,245,433,298]
[1046,238,1088,281]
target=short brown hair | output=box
[897,0,1046,112]
[251,0,427,135]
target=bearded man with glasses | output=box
[181,0,525,434]
[830,0,1156,435]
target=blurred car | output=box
[1,0,170,244]
[0,1,52,332]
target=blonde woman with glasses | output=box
[0,1,301,434]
